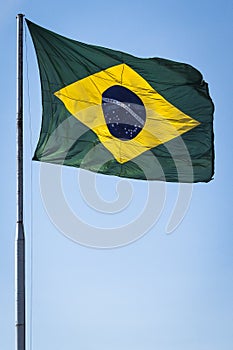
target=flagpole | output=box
[15,13,25,350]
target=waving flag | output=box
[27,19,214,182]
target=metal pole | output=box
[15,13,25,350]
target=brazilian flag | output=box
[26,20,214,182]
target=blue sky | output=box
[1,1,233,349]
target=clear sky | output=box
[1,1,233,349]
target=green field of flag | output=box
[27,19,214,182]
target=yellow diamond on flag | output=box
[54,64,200,164]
